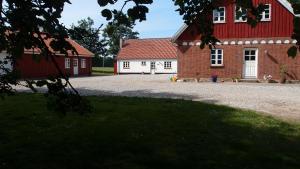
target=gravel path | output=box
[16,74,300,121]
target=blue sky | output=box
[60,0,183,38]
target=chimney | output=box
[120,38,124,49]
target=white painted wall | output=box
[0,52,12,75]
[117,59,177,74]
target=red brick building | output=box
[173,0,300,81]
[15,37,94,78]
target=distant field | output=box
[92,67,114,76]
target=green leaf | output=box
[288,46,298,58]
[102,9,112,21]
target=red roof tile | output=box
[24,34,94,57]
[117,38,177,60]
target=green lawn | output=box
[92,67,114,76]
[1,94,300,169]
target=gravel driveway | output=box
[66,75,300,121]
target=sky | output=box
[60,0,183,39]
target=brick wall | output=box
[177,42,300,80]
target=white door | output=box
[73,59,79,75]
[243,49,258,79]
[150,61,156,74]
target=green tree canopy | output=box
[102,19,139,58]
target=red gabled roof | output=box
[117,38,177,60]
[24,34,94,57]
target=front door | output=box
[73,59,79,76]
[243,49,258,79]
[150,61,156,74]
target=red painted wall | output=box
[15,54,92,79]
[178,0,294,41]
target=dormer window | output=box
[261,4,271,21]
[235,6,247,22]
[213,7,226,23]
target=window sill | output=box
[211,65,224,68]
[234,20,247,23]
[213,21,226,24]
[123,68,130,69]
[164,68,172,70]
[261,19,271,22]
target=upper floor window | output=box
[213,7,226,23]
[235,6,247,22]
[65,58,70,69]
[164,61,172,69]
[261,4,271,21]
[141,61,146,66]
[123,61,130,69]
[81,59,86,69]
[211,49,223,66]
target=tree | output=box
[68,17,108,67]
[69,17,107,56]
[102,12,139,58]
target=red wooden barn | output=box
[15,37,94,78]
[173,0,300,81]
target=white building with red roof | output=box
[116,38,177,74]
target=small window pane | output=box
[251,56,256,60]
[245,56,250,60]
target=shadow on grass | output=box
[1,94,300,169]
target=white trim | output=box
[238,41,243,45]
[276,40,282,44]
[260,40,267,44]
[172,24,188,41]
[245,41,251,45]
[252,40,259,44]
[213,7,226,23]
[211,49,224,66]
[292,40,297,44]
[230,41,236,45]
[284,40,290,44]
[216,42,222,45]
[277,0,298,16]
[223,41,229,45]
[268,40,274,44]
[243,48,258,79]
[182,42,188,46]
[234,5,247,23]
[189,42,195,46]
[261,4,272,21]
[196,42,201,46]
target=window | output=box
[261,4,271,21]
[211,49,223,66]
[235,6,247,22]
[213,7,226,23]
[244,49,257,61]
[81,59,86,68]
[141,61,146,66]
[164,61,172,69]
[123,61,130,69]
[65,58,70,69]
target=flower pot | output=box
[211,76,218,83]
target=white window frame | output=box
[211,49,223,66]
[141,61,146,66]
[81,59,86,69]
[213,7,226,23]
[235,6,247,23]
[65,58,70,69]
[261,4,271,21]
[123,61,130,69]
[164,61,172,69]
